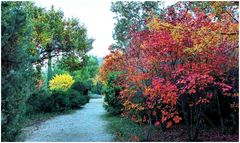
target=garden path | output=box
[24,97,113,142]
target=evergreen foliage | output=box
[1,2,36,141]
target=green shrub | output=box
[44,90,70,112]
[71,80,92,95]
[67,89,88,109]
[26,88,90,114]
[26,89,50,114]
[103,85,123,115]
[26,90,69,113]
[71,81,91,103]
[102,73,123,115]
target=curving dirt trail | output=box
[24,97,113,142]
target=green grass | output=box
[102,113,153,141]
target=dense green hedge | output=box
[26,87,90,114]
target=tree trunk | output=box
[215,90,224,132]
[146,113,152,141]
[181,95,201,141]
[47,51,52,87]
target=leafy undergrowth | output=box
[103,113,239,142]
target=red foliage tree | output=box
[100,1,238,141]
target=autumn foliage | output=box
[100,1,238,141]
[49,73,75,91]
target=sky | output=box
[35,0,178,58]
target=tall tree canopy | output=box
[110,1,163,50]
[32,6,94,82]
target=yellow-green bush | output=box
[49,73,74,91]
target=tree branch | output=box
[225,10,239,23]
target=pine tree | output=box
[1,2,35,141]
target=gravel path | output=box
[24,97,113,142]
